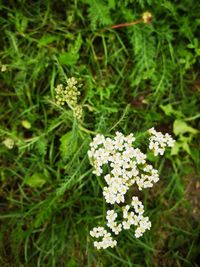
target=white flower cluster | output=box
[90,227,117,249]
[106,210,122,235]
[106,196,151,238]
[89,129,175,249]
[88,132,160,205]
[148,127,175,156]
[122,197,151,238]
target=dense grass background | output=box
[0,1,200,266]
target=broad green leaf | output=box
[181,139,191,155]
[38,34,60,47]
[179,135,192,155]
[160,104,174,116]
[171,142,181,155]
[24,173,47,188]
[173,120,198,136]
[60,131,78,160]
[171,136,192,155]
[58,52,79,66]
[160,104,183,118]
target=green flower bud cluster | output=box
[73,105,83,121]
[55,77,83,121]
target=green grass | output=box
[0,1,200,266]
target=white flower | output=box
[106,208,131,235]
[124,133,135,144]
[90,227,107,238]
[114,140,124,151]
[148,128,175,156]
[104,137,114,151]
[91,226,117,249]
[89,129,174,249]
[92,134,105,147]
[135,216,151,238]
[106,210,117,221]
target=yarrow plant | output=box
[88,128,175,249]
[54,77,83,121]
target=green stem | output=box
[78,125,98,135]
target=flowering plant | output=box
[55,77,83,121]
[88,128,175,249]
